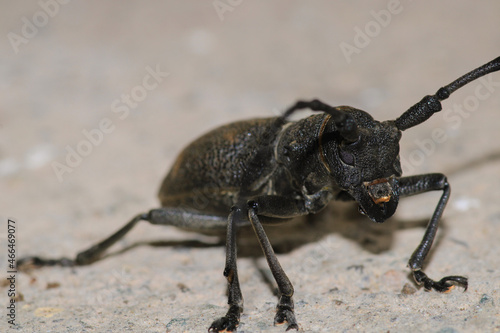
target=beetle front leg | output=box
[209,207,244,333]
[399,173,468,292]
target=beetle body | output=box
[159,108,402,235]
[20,57,500,332]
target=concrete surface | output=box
[1,1,500,332]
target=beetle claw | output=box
[413,270,468,293]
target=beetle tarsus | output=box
[17,256,75,269]
[413,270,468,293]
[208,305,242,332]
[274,295,298,331]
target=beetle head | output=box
[321,106,402,222]
[303,57,500,222]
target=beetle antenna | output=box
[395,56,500,131]
[282,99,359,142]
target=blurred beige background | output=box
[1,1,500,332]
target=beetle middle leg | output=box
[247,195,312,330]
[398,173,468,292]
[210,195,307,332]
[209,207,244,332]
[247,203,298,330]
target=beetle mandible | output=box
[21,56,500,332]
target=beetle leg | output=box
[209,207,244,332]
[20,207,231,268]
[398,173,468,292]
[74,212,148,265]
[247,200,300,331]
[18,213,148,268]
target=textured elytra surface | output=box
[1,1,500,332]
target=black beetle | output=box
[21,56,500,332]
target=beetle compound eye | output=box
[339,150,355,166]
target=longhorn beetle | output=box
[21,57,500,332]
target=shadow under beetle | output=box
[21,56,500,332]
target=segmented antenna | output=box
[395,56,500,131]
